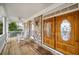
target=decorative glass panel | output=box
[45,23,51,37]
[61,20,71,41]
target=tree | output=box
[9,22,17,31]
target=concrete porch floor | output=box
[1,37,52,55]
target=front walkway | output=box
[2,37,52,55]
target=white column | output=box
[6,18,9,39]
[3,16,6,35]
[3,17,9,41]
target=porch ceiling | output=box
[4,3,53,18]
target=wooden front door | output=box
[43,17,55,48]
[56,11,79,54]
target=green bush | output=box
[9,22,17,31]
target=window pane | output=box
[0,17,3,35]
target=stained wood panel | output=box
[56,11,79,54]
[43,17,55,48]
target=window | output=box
[61,20,71,41]
[0,17,3,35]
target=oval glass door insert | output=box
[61,20,71,41]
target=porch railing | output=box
[8,31,24,38]
[0,34,6,54]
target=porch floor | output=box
[1,37,52,55]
